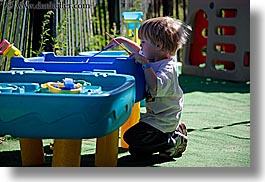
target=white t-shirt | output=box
[141,57,184,133]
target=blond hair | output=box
[138,16,191,55]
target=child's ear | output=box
[156,45,162,50]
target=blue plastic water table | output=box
[0,71,135,139]
[79,50,127,57]
[10,51,145,102]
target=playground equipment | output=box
[10,52,145,102]
[1,34,145,155]
[183,0,250,82]
[10,51,145,151]
[0,38,145,166]
[0,71,135,138]
[0,71,136,166]
[122,12,143,45]
[10,50,146,149]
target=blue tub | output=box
[79,50,127,57]
[0,71,135,139]
[10,51,145,102]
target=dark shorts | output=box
[123,122,176,156]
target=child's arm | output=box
[105,37,157,92]
[129,52,157,93]
[105,37,140,54]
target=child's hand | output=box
[129,52,149,65]
[104,39,119,49]
[104,37,127,49]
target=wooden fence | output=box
[0,0,187,71]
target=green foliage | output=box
[86,16,108,51]
[51,13,69,55]
[87,34,107,51]
[32,10,54,56]
[32,10,70,56]
[128,0,142,12]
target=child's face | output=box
[139,39,159,61]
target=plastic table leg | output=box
[52,139,82,167]
[120,102,140,148]
[95,129,119,167]
[19,138,45,166]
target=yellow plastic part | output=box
[52,139,82,167]
[123,19,142,45]
[0,39,22,71]
[95,129,119,167]
[120,102,140,148]
[19,138,45,166]
[3,44,22,59]
[41,82,82,94]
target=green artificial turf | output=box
[0,74,250,167]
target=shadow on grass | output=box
[179,75,250,93]
[117,154,174,167]
[0,150,22,167]
[0,146,173,167]
[187,120,250,133]
[80,152,174,167]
